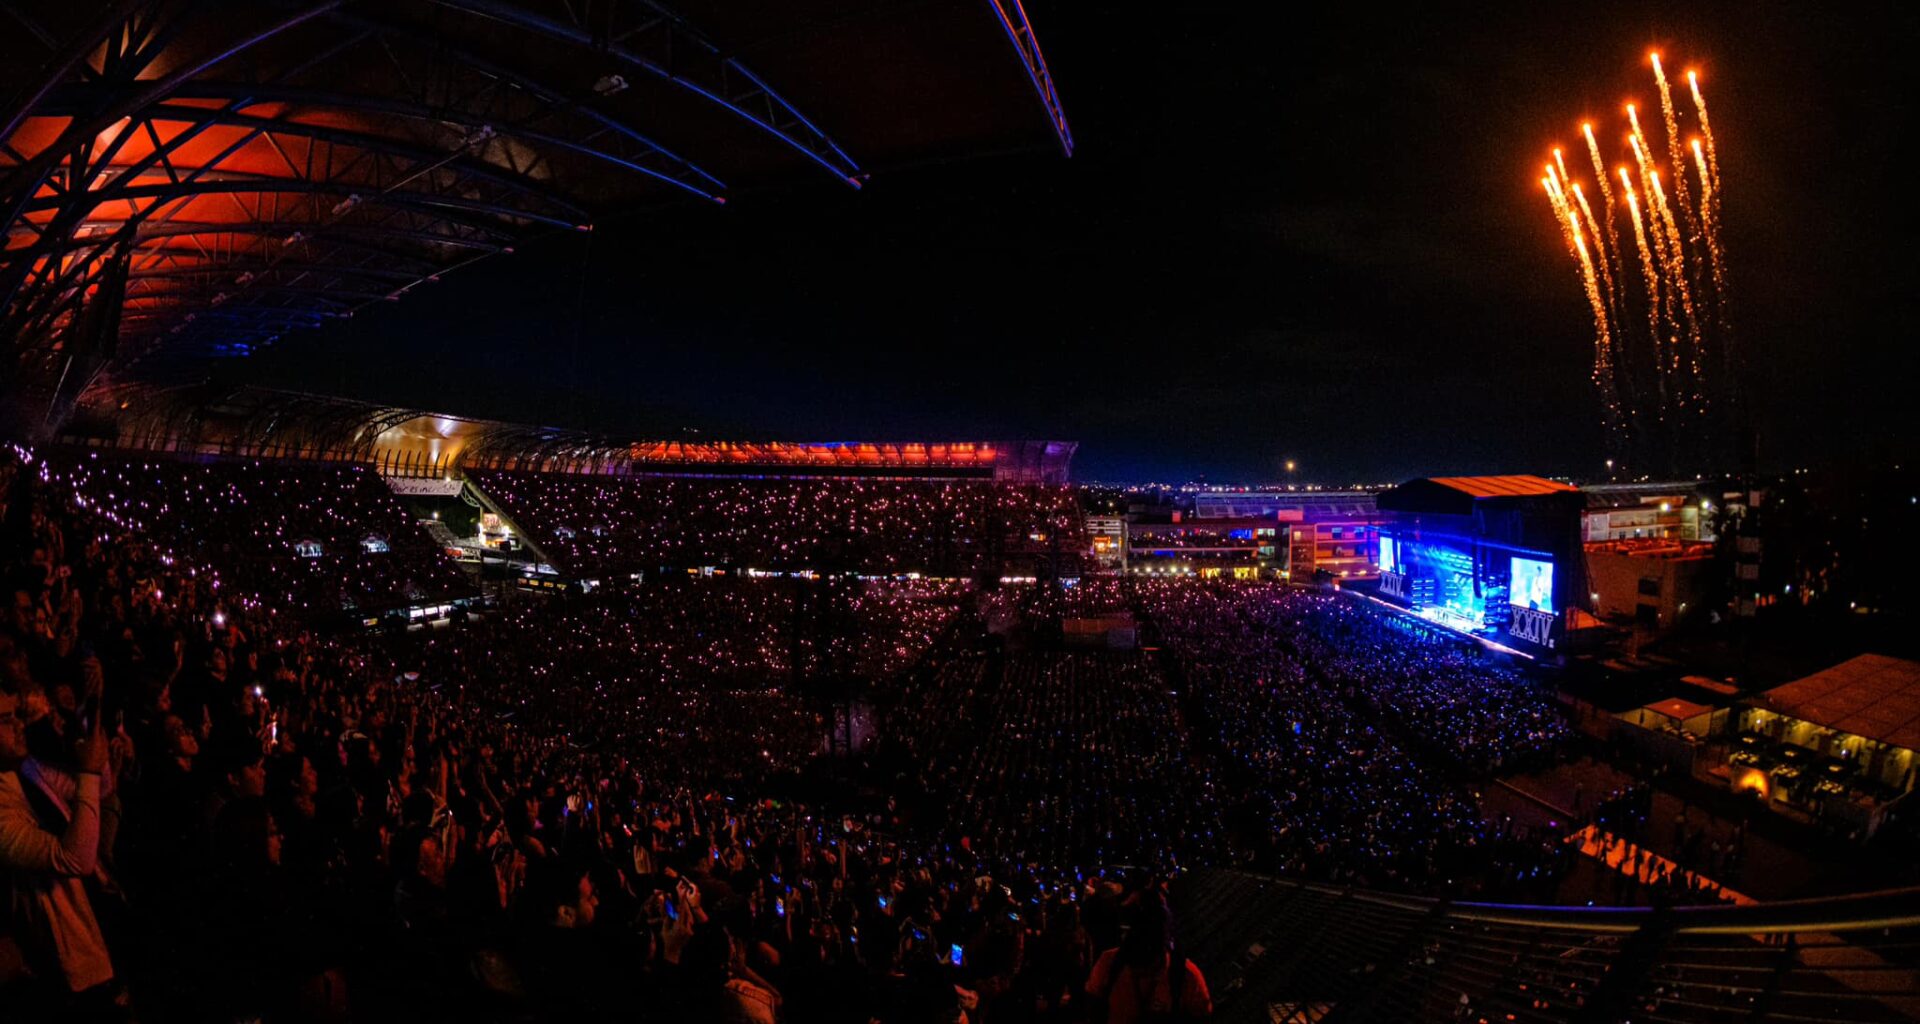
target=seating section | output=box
[41,450,472,614]
[469,469,1086,576]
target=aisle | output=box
[1564,823,1755,905]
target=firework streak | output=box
[1538,54,1735,471]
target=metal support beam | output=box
[18,179,576,233]
[150,80,723,201]
[0,0,150,143]
[325,9,730,200]
[428,0,863,187]
[983,0,1073,156]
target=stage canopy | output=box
[1378,475,1579,516]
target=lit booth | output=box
[1373,476,1586,651]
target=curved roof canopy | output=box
[68,382,1077,483]
[2,0,1070,395]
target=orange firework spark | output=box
[1570,182,1622,425]
[1537,52,1734,467]
[1652,54,1701,257]
[1544,156,1624,440]
[1687,70,1721,190]
[1583,123,1620,259]
[1571,182,1617,322]
[1648,169,1701,397]
[1619,169,1668,410]
[1543,169,1578,260]
[1626,130,1672,282]
[1690,137,1727,314]
[1687,70,1733,377]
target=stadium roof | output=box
[1761,654,1920,752]
[65,382,1077,483]
[2,0,1071,413]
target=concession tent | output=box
[1757,654,1920,755]
[1735,654,1920,835]
[1626,697,1717,733]
[1618,696,1721,773]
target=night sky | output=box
[244,2,1916,484]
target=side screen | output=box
[1509,556,1554,611]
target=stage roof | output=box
[3,0,1072,397]
[1427,476,1579,498]
[1761,654,1920,752]
[1377,474,1583,517]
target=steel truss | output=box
[2,0,1074,432]
[0,0,861,395]
[984,0,1072,156]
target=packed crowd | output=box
[2,449,1602,1020]
[1135,582,1485,889]
[1252,591,1571,774]
[470,471,1087,578]
[1131,581,1571,891]
[2,450,1210,1022]
[40,451,473,617]
[857,579,1574,897]
[878,651,1221,871]
[351,577,965,791]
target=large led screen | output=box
[1378,536,1397,573]
[1509,556,1555,611]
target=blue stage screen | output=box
[1509,556,1555,611]
[1378,536,1397,573]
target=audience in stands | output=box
[46,451,472,616]
[2,446,1624,1021]
[470,469,1086,578]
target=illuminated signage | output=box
[1509,605,1557,647]
[384,476,464,497]
[1379,570,1410,601]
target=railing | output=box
[1176,869,1920,1023]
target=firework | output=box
[1583,123,1622,279]
[1651,55,1701,261]
[1539,53,1736,472]
[1687,70,1721,190]
[1552,178,1620,439]
[1688,70,1732,364]
[1619,168,1667,412]
[1570,182,1619,364]
[1650,169,1704,404]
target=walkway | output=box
[1566,822,1755,905]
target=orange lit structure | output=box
[1,1,1073,430]
[62,384,1075,483]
